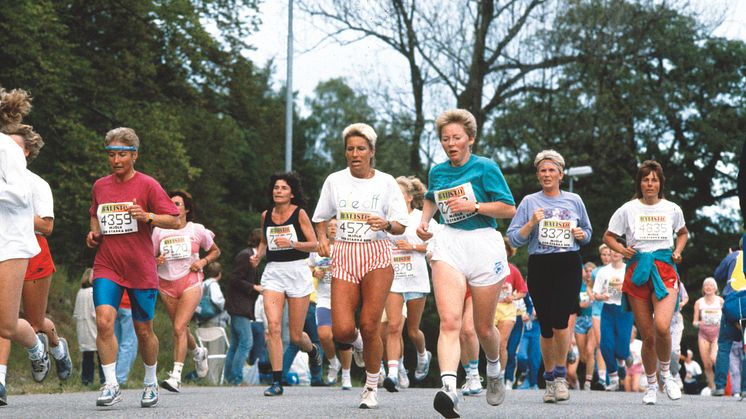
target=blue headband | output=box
[105,145,138,151]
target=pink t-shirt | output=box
[89,172,179,289]
[152,222,215,281]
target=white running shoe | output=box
[359,387,378,409]
[434,385,460,418]
[662,374,681,400]
[643,384,657,405]
[583,381,592,391]
[140,384,159,408]
[485,373,506,406]
[505,379,513,391]
[543,380,556,403]
[414,351,432,382]
[399,366,410,389]
[160,375,181,393]
[96,383,123,407]
[554,377,570,401]
[605,377,620,391]
[327,359,341,385]
[462,375,483,396]
[341,374,352,390]
[193,346,209,378]
[352,347,365,368]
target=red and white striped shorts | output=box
[332,240,392,284]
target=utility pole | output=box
[284,0,294,172]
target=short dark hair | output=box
[634,160,665,199]
[169,189,195,221]
[268,172,307,208]
[204,261,222,278]
[248,228,262,247]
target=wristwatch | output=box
[146,212,155,224]
[384,221,393,232]
[473,202,480,214]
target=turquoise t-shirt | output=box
[425,155,515,230]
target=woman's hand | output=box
[416,221,433,241]
[127,199,148,223]
[190,258,208,272]
[366,215,389,232]
[86,231,102,248]
[317,237,330,257]
[620,245,637,259]
[529,208,545,226]
[273,236,293,249]
[446,196,475,214]
[672,251,682,264]
[571,227,585,241]
[156,254,166,265]
[395,240,414,251]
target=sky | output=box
[243,0,746,110]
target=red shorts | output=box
[332,240,392,284]
[25,235,56,281]
[159,271,202,299]
[623,260,679,301]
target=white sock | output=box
[441,372,457,390]
[486,356,501,378]
[365,371,379,390]
[342,369,351,380]
[598,370,606,381]
[171,362,184,379]
[102,363,118,387]
[144,363,157,386]
[0,365,6,386]
[387,360,399,378]
[26,336,45,360]
[417,350,428,365]
[329,356,340,369]
[352,331,363,352]
[49,339,66,360]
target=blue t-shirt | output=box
[425,155,514,230]
[507,190,592,254]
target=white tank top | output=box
[699,298,722,326]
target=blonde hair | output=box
[342,123,377,149]
[598,243,609,253]
[0,86,32,127]
[105,127,140,149]
[702,277,719,294]
[2,124,44,162]
[503,236,516,258]
[534,149,565,170]
[435,109,477,139]
[396,176,426,210]
[80,268,94,288]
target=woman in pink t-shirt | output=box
[152,190,220,392]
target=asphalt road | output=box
[0,385,742,418]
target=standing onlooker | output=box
[197,262,226,328]
[74,268,102,386]
[224,230,262,385]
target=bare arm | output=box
[34,216,54,236]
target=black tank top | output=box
[264,206,308,262]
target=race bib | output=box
[435,182,477,224]
[97,202,138,235]
[635,214,670,241]
[538,219,576,248]
[392,253,415,281]
[160,235,191,260]
[338,212,376,242]
[579,291,590,303]
[267,225,298,251]
[608,276,624,300]
[702,309,721,326]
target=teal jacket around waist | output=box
[622,249,679,311]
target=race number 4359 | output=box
[97,202,138,235]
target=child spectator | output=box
[73,268,101,385]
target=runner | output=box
[575,262,595,390]
[692,277,723,392]
[0,122,73,386]
[250,172,321,397]
[0,87,48,407]
[153,190,220,392]
[592,248,634,391]
[417,109,516,418]
[496,237,527,390]
[603,160,688,405]
[313,123,408,409]
[507,149,592,403]
[591,245,610,388]
[86,127,180,407]
[308,219,354,389]
[382,176,436,392]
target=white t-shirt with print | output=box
[607,199,685,253]
[312,168,409,242]
[388,209,436,294]
[593,264,626,306]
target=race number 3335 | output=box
[538,219,576,248]
[435,182,476,224]
[635,214,669,241]
[97,202,138,235]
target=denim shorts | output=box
[574,314,592,335]
[591,301,604,318]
